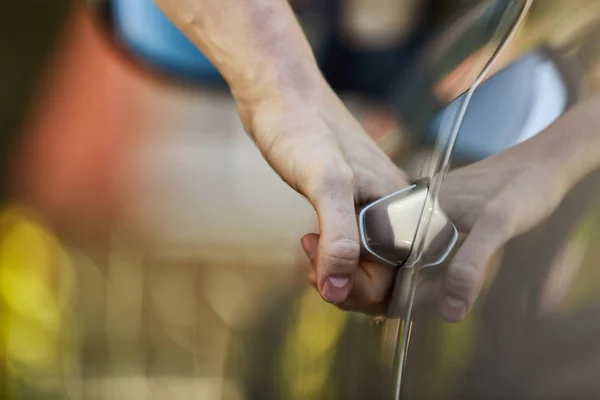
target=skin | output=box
[155,0,409,306]
[155,0,600,322]
[304,92,600,321]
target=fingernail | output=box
[321,275,351,304]
[441,295,466,323]
[445,296,465,308]
[329,276,349,288]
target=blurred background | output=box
[1,0,600,399]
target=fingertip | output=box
[439,260,481,323]
[321,274,352,304]
[308,269,317,284]
[316,238,360,303]
[440,294,467,323]
[301,234,319,263]
[301,233,319,249]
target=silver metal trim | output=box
[358,184,420,267]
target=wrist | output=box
[232,63,329,133]
[540,95,600,191]
[155,0,328,132]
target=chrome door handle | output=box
[358,182,458,268]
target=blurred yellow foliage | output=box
[0,205,77,397]
[279,289,349,399]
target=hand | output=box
[238,77,409,307]
[302,130,572,320]
[436,143,569,322]
[155,0,411,309]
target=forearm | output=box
[154,0,323,106]
[541,94,600,191]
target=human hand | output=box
[237,77,409,307]
[301,121,579,320]
[435,143,570,322]
[153,0,410,308]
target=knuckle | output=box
[446,262,481,293]
[364,288,388,306]
[309,162,355,199]
[324,239,361,266]
[364,274,395,305]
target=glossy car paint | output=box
[2,1,600,399]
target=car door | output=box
[3,1,600,399]
[393,1,600,399]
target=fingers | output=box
[301,233,319,266]
[439,203,513,322]
[302,233,396,315]
[306,166,361,304]
[348,262,396,315]
[302,233,319,290]
[305,198,511,322]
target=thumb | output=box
[439,205,512,322]
[309,168,361,305]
